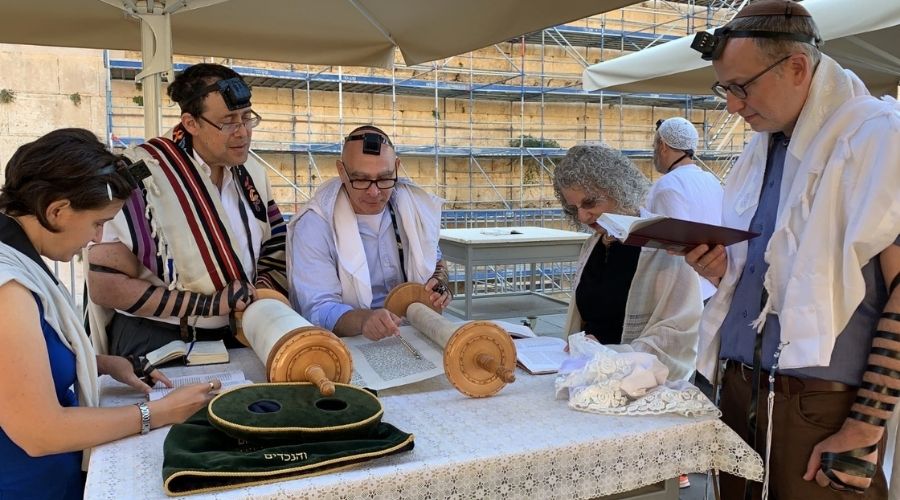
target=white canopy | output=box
[0,0,638,68]
[0,0,639,136]
[583,0,900,98]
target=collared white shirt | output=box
[646,164,724,300]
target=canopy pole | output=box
[135,12,173,138]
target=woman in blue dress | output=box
[0,129,219,499]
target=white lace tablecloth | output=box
[85,349,763,499]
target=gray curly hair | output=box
[553,144,649,223]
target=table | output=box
[85,349,763,499]
[439,226,590,320]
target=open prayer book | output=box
[145,339,229,367]
[489,320,536,339]
[597,213,758,252]
[514,336,568,375]
[148,370,249,401]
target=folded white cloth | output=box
[556,333,718,417]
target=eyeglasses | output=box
[711,54,792,99]
[199,110,262,134]
[340,162,398,190]
[562,196,601,217]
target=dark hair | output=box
[0,128,134,232]
[167,63,245,117]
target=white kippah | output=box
[657,117,698,151]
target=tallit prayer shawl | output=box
[564,231,701,381]
[86,125,287,353]
[288,177,442,309]
[697,55,900,377]
[0,242,99,409]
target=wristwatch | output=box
[135,402,151,435]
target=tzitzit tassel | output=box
[761,341,789,500]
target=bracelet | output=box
[135,402,151,435]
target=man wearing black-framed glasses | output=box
[86,63,288,359]
[288,125,451,341]
[684,1,900,498]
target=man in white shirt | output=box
[85,64,288,358]
[646,116,723,301]
[288,126,451,340]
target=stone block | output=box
[0,52,60,93]
[58,55,103,96]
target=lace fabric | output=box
[87,348,761,499]
[556,333,721,417]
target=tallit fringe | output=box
[143,178,180,289]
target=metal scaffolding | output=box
[105,1,750,217]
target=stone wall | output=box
[0,45,107,168]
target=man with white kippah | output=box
[646,116,723,301]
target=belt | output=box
[725,362,856,396]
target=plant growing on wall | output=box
[0,89,15,104]
[69,93,82,106]
[132,95,144,106]
[509,135,561,149]
[509,135,560,184]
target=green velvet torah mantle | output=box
[162,383,415,496]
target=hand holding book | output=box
[597,213,758,253]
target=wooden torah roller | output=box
[384,282,516,398]
[237,289,352,396]
[207,382,383,442]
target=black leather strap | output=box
[848,410,887,427]
[820,443,878,493]
[128,355,156,386]
[89,264,127,275]
[867,364,900,379]
[854,396,896,413]
[152,288,171,317]
[387,202,407,282]
[875,329,900,342]
[882,312,900,322]
[870,346,900,360]
[125,284,156,314]
[860,381,900,398]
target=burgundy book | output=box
[598,214,759,253]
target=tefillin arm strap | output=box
[387,201,407,282]
[820,270,900,493]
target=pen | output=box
[397,335,422,359]
[184,340,196,362]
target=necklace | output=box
[599,231,616,247]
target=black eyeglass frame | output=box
[711,54,793,100]
[339,160,399,190]
[198,110,263,135]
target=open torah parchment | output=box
[342,320,534,390]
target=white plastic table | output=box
[439,226,589,319]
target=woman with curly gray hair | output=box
[554,144,702,381]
